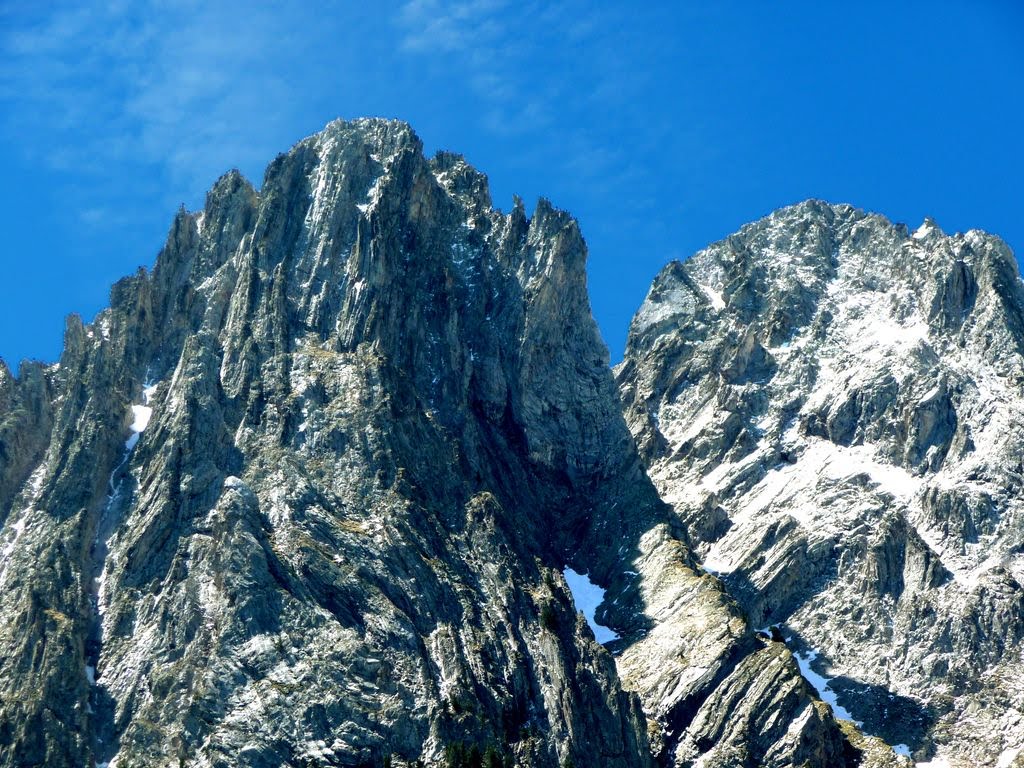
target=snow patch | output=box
[893,744,911,758]
[356,174,387,215]
[792,648,862,726]
[912,221,935,240]
[124,381,159,451]
[960,552,1008,589]
[998,747,1021,768]
[563,568,620,643]
[27,461,48,497]
[700,284,726,311]
[124,405,152,449]
[701,548,734,576]
[306,134,339,228]
[918,383,943,405]
[659,399,717,450]
[1,517,27,561]
[0,516,28,584]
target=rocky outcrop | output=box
[0,359,54,528]
[617,201,1024,766]
[0,121,854,767]
[672,641,846,768]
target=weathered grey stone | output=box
[617,201,1024,766]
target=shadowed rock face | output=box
[0,121,859,768]
[617,201,1024,766]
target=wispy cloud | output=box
[0,1,305,211]
[2,1,666,223]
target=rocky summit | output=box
[0,119,1018,768]
[616,201,1024,767]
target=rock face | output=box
[616,201,1024,767]
[0,121,865,767]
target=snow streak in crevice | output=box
[563,568,620,644]
[86,379,159,767]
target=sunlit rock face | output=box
[617,200,1024,767]
[0,120,863,768]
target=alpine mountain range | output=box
[0,118,1021,768]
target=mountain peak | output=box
[314,115,422,162]
[0,119,680,768]
[617,199,1024,766]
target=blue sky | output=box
[1,1,1022,367]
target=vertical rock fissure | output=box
[85,379,157,765]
